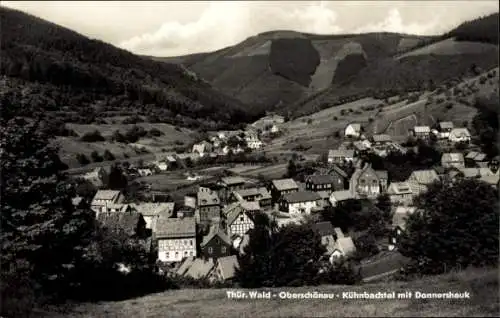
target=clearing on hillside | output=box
[397,38,498,59]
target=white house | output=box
[278,191,321,216]
[328,149,355,164]
[91,190,124,214]
[344,123,361,138]
[324,228,356,262]
[223,202,255,238]
[441,153,465,169]
[156,217,197,263]
[449,128,471,144]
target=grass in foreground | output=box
[35,267,498,317]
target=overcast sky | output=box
[3,1,498,57]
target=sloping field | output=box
[37,267,498,318]
[397,38,499,59]
[264,98,382,153]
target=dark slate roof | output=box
[282,191,321,203]
[311,221,335,237]
[97,212,142,236]
[307,175,336,185]
[329,165,348,178]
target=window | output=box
[190,240,193,246]
[184,251,188,256]
[208,247,213,254]
[221,247,226,254]
[189,251,194,256]
[373,180,377,185]
[240,216,244,222]
[360,179,365,184]
[175,252,179,256]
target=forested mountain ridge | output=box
[0,7,260,130]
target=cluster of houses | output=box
[79,117,499,282]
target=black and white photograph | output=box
[1,1,499,317]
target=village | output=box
[73,112,500,284]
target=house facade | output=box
[406,170,440,194]
[449,128,471,144]
[156,217,197,263]
[412,126,431,139]
[387,182,414,206]
[329,190,355,207]
[279,191,320,216]
[192,141,213,157]
[218,176,246,202]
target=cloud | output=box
[354,8,442,35]
[119,1,343,56]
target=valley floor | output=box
[36,267,498,318]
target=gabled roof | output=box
[201,224,232,247]
[220,176,247,186]
[329,165,348,178]
[271,178,299,191]
[311,221,334,237]
[345,123,361,132]
[217,255,239,280]
[306,175,336,185]
[330,190,355,202]
[392,206,417,230]
[449,128,471,138]
[474,153,487,161]
[97,212,143,236]
[176,257,195,276]
[282,191,321,203]
[185,258,215,279]
[197,190,220,206]
[388,182,412,195]
[413,126,430,133]
[333,237,356,256]
[328,149,355,158]
[257,187,272,200]
[408,170,439,185]
[93,190,121,201]
[130,202,175,217]
[372,134,392,143]
[156,217,196,239]
[442,152,464,163]
[439,122,454,130]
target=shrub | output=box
[80,130,105,142]
[479,76,487,84]
[76,153,90,165]
[103,150,115,161]
[333,116,338,121]
[445,103,454,110]
[90,151,103,162]
[122,115,144,124]
[368,117,374,123]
